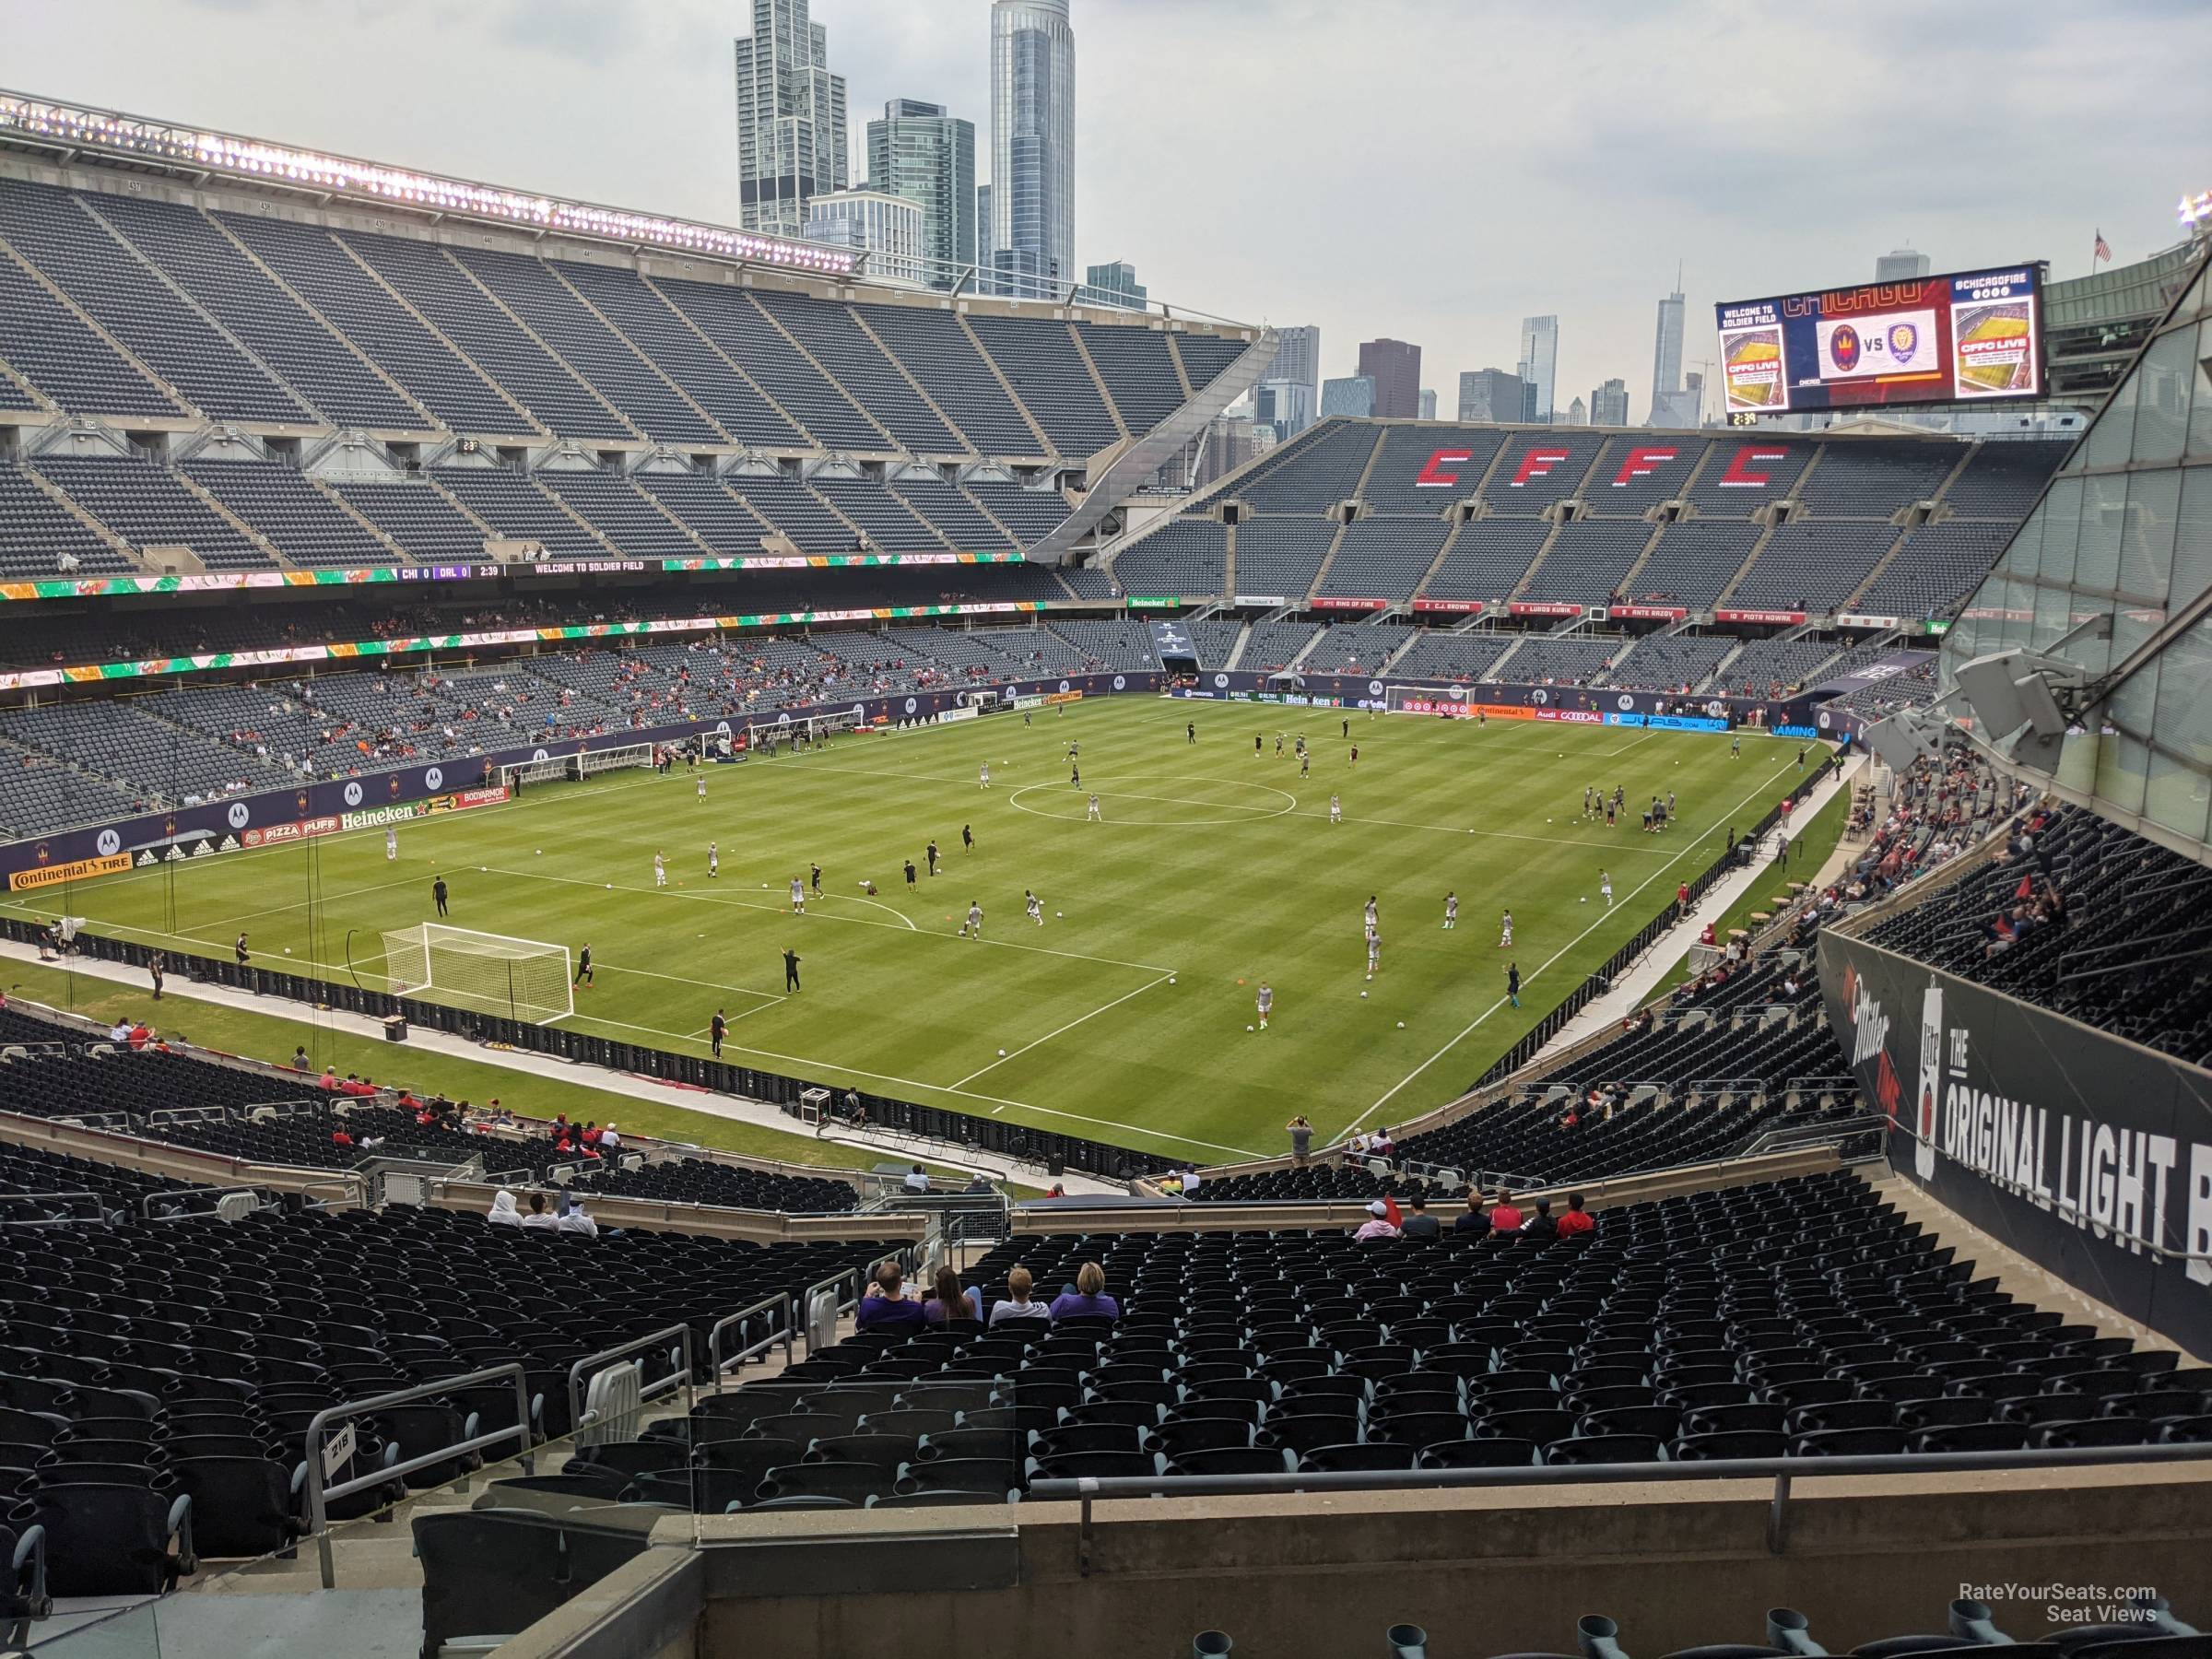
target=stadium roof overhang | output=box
[1896,243,2212,867]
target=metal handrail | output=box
[798,1266,864,1354]
[303,1361,533,1588]
[138,1184,263,1220]
[1037,1440,2212,1570]
[0,1191,105,1226]
[708,1293,793,1393]
[566,1323,696,1434]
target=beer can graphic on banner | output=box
[1914,982,1942,1180]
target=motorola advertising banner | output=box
[1819,929,2212,1358]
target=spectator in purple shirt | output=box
[924,1263,984,1324]
[1048,1262,1121,1323]
[855,1261,928,1332]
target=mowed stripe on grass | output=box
[0,700,1815,1161]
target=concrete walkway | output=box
[1530,752,1868,1061]
[0,937,1126,1196]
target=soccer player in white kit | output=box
[385,828,397,861]
[1086,793,1101,821]
[789,876,806,913]
[1255,982,1273,1030]
[1329,794,1343,824]
[1366,928,1381,978]
[697,773,706,800]
[1026,890,1043,926]
[960,900,983,939]
[653,852,666,888]
[1443,891,1458,929]
[707,841,719,879]
[1499,909,1513,947]
[979,762,991,789]
[1600,869,1613,906]
[1363,896,1379,934]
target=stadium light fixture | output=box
[0,89,858,278]
[2182,189,2212,230]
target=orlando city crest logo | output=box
[1829,324,1862,372]
[1887,322,1919,365]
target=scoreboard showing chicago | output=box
[1716,262,2044,415]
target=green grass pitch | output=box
[1,699,1821,1164]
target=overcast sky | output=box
[4,0,2203,419]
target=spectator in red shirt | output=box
[1555,1193,1595,1238]
[331,1129,355,1148]
[1488,1190,1524,1233]
[125,1022,151,1051]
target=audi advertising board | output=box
[1717,263,2045,416]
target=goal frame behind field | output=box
[746,710,863,752]
[498,742,656,792]
[381,923,573,1024]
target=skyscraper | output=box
[1590,378,1630,427]
[1357,338,1421,418]
[1649,283,1688,426]
[1458,368,1529,425]
[804,188,927,287]
[1321,376,1376,418]
[990,0,1077,298]
[1253,379,1314,441]
[732,0,848,237]
[1081,261,1146,308]
[976,183,994,276]
[1517,315,1559,423]
[1262,326,1321,411]
[1418,389,1437,420]
[865,99,975,286]
[1876,248,1931,282]
[1566,395,1587,427]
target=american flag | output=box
[2094,229,2112,264]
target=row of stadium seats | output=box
[1863,802,2212,1065]
[568,1171,2206,1512]
[0,1005,863,1213]
[3,451,1085,573]
[1181,1599,2206,1659]
[0,177,1246,459]
[1110,423,2066,615]
[0,1200,899,1591]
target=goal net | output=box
[499,741,657,792]
[746,711,863,753]
[381,924,573,1023]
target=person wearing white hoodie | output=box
[553,1191,599,1238]
[487,1190,523,1227]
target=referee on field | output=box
[782,947,802,993]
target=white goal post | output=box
[499,741,657,791]
[746,710,864,752]
[381,924,573,1024]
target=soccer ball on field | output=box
[1360,990,1368,998]
[1581,896,1587,903]
[1395,1020,1406,1029]
[1167,975,1175,984]
[1055,911,1063,918]
[283,947,292,955]
[1246,1024,1254,1032]
[535,849,542,856]
[997,1048,1006,1057]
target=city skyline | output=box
[4,0,2198,413]
[730,0,848,238]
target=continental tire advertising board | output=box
[1818,930,2212,1357]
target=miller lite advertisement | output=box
[1716,262,2044,414]
[1821,929,2212,1358]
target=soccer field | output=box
[2,698,1819,1163]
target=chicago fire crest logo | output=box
[1829,324,1862,372]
